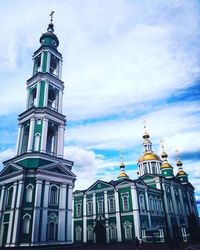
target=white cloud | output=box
[0,148,15,169]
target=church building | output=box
[72,127,199,244]
[0,15,76,247]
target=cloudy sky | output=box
[0,0,200,212]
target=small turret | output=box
[175,150,188,184]
[160,140,174,179]
[117,152,129,180]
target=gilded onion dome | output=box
[138,152,161,163]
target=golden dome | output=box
[138,152,161,163]
[143,132,150,139]
[161,162,172,169]
[176,160,183,166]
[118,172,129,178]
[177,170,186,176]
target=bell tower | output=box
[0,13,76,247]
[16,11,65,159]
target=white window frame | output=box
[22,214,31,234]
[139,194,145,212]
[25,184,34,203]
[76,202,82,217]
[87,225,93,241]
[49,184,59,205]
[87,201,93,216]
[122,195,129,211]
[109,197,115,212]
[98,199,103,214]
[76,226,82,241]
[123,221,132,240]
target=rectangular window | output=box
[109,198,115,212]
[87,201,92,215]
[76,203,81,217]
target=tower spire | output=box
[50,10,55,23]
[117,151,129,180]
[175,150,188,184]
[47,10,55,33]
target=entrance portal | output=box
[94,223,106,244]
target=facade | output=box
[0,17,76,247]
[73,129,199,244]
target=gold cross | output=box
[50,11,55,23]
[120,151,124,162]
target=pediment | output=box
[39,162,76,177]
[0,164,22,177]
[87,180,113,192]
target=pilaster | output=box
[31,180,42,244]
[36,81,41,107]
[16,125,22,155]
[131,185,140,239]
[104,190,109,243]
[41,181,49,243]
[27,117,35,152]
[144,188,151,227]
[41,118,48,153]
[83,194,87,243]
[58,184,67,242]
[66,185,73,243]
[114,189,122,242]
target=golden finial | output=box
[175,149,179,161]
[142,120,150,139]
[160,139,168,158]
[160,139,165,149]
[50,11,55,23]
[175,149,183,166]
[119,151,125,167]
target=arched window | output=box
[139,194,145,211]
[152,162,156,174]
[87,201,92,215]
[123,221,132,240]
[76,203,81,217]
[21,122,30,154]
[98,199,103,214]
[143,163,148,174]
[6,187,13,206]
[49,54,59,77]
[25,184,33,203]
[49,185,58,205]
[123,196,129,211]
[109,198,115,212]
[76,226,82,241]
[87,226,93,241]
[46,122,58,156]
[110,225,117,240]
[23,214,31,234]
[34,133,40,151]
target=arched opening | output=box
[21,122,30,154]
[46,122,58,156]
[33,54,41,74]
[94,223,106,244]
[29,86,37,107]
[23,214,31,234]
[49,54,59,77]
[6,187,13,206]
[47,85,59,111]
[49,185,59,205]
[34,133,40,151]
[25,185,33,203]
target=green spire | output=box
[117,152,129,180]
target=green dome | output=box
[39,23,59,49]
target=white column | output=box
[36,81,41,107]
[57,125,65,158]
[131,185,140,239]
[58,90,63,114]
[41,118,48,153]
[144,188,151,228]
[67,185,73,243]
[47,52,51,73]
[58,60,62,79]
[58,184,67,242]
[93,193,96,243]
[114,189,122,242]
[16,125,22,155]
[40,51,44,72]
[31,180,42,244]
[7,182,17,245]
[27,117,35,152]
[11,180,24,245]
[41,181,49,243]
[104,191,109,243]
[0,186,5,212]
[72,196,74,243]
[44,81,49,107]
[26,87,30,109]
[83,194,87,243]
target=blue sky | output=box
[0,0,200,213]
